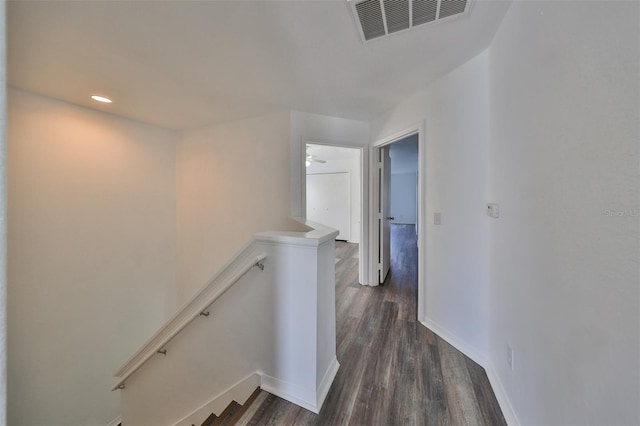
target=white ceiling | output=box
[7,0,511,130]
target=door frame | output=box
[301,140,369,285]
[369,122,426,321]
[378,144,392,284]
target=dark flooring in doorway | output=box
[248,224,506,425]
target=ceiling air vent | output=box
[350,0,470,43]
[355,0,386,41]
[412,0,438,26]
[438,0,467,19]
[383,0,410,34]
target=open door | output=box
[378,145,392,284]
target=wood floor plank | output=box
[464,357,508,426]
[315,341,368,425]
[439,348,484,426]
[248,225,505,425]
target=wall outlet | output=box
[507,345,514,370]
[434,212,442,225]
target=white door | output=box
[306,172,351,241]
[378,146,392,284]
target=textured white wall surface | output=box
[175,111,293,304]
[488,1,640,424]
[371,50,491,358]
[7,88,177,425]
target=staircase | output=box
[115,221,340,425]
[196,387,267,426]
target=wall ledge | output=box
[256,218,338,247]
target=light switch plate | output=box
[434,212,442,225]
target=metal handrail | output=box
[112,254,267,391]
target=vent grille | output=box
[355,0,386,41]
[351,0,470,42]
[438,0,467,19]
[383,0,410,34]
[412,0,438,26]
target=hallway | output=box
[248,224,506,425]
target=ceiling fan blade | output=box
[306,154,327,164]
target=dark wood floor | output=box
[248,224,506,426]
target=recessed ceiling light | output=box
[91,95,112,103]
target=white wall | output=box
[176,111,294,304]
[306,145,361,243]
[371,50,490,359]
[488,1,640,424]
[7,88,177,425]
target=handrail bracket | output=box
[255,261,265,271]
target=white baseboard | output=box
[316,357,340,411]
[259,357,339,415]
[419,317,519,426]
[172,372,261,426]
[260,374,319,414]
[419,317,488,366]
[484,366,520,426]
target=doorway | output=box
[305,143,362,244]
[376,134,419,283]
[371,126,425,320]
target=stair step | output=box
[234,390,269,426]
[199,387,264,426]
[211,401,241,426]
[226,387,262,425]
[200,411,218,426]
